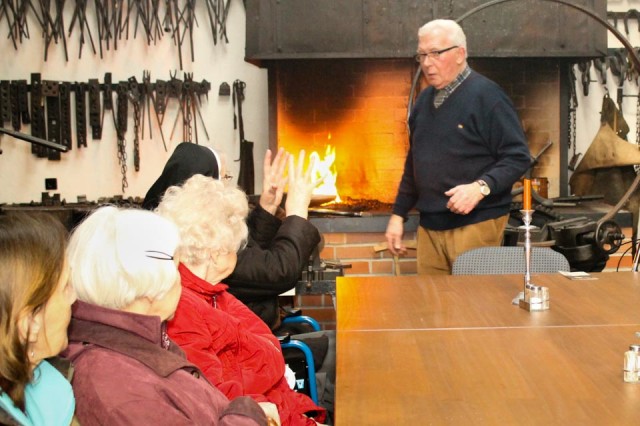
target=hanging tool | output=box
[68,0,97,59]
[0,127,68,151]
[182,72,196,143]
[204,0,218,46]
[233,79,255,194]
[0,81,9,125]
[568,66,581,171]
[623,9,640,35]
[75,82,88,148]
[16,80,29,125]
[9,82,20,131]
[115,81,129,192]
[193,79,211,141]
[40,0,69,61]
[30,73,46,157]
[42,80,61,160]
[593,57,608,85]
[577,61,591,96]
[139,71,167,151]
[59,82,72,150]
[88,78,102,139]
[128,76,142,171]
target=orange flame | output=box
[310,143,341,203]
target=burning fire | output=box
[310,143,341,203]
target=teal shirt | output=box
[0,360,75,426]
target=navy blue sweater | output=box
[392,70,531,230]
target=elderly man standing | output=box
[386,19,531,274]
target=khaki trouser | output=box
[417,214,509,275]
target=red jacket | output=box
[168,264,325,426]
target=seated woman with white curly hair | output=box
[62,206,269,426]
[157,174,326,426]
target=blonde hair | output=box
[155,175,249,266]
[67,206,181,310]
[0,213,67,410]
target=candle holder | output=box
[516,209,550,311]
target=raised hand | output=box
[259,148,289,215]
[285,150,319,219]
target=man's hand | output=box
[444,182,484,215]
[259,148,289,215]
[385,214,407,255]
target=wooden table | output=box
[335,272,640,425]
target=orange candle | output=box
[523,178,532,210]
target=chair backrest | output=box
[452,246,570,275]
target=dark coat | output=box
[226,206,321,329]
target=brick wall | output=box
[294,230,417,330]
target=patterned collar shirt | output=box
[433,65,471,108]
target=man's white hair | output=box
[418,19,467,56]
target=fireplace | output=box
[269,58,563,204]
[244,0,609,328]
[247,0,607,206]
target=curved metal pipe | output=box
[407,0,640,225]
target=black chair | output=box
[452,246,570,275]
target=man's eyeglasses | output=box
[414,45,458,62]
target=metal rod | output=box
[0,127,68,151]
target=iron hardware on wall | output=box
[0,71,211,191]
[0,0,235,69]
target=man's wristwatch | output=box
[476,179,491,196]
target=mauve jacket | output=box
[63,300,267,426]
[168,264,326,426]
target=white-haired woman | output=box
[63,206,269,426]
[157,174,326,426]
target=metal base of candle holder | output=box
[516,209,551,312]
[519,297,550,311]
[518,284,549,312]
[518,284,549,311]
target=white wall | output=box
[3,1,638,203]
[573,0,640,189]
[0,0,268,204]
